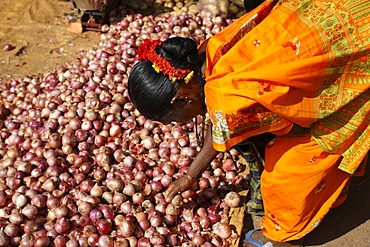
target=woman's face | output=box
[159,77,204,124]
[160,101,202,124]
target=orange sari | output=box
[204,0,370,241]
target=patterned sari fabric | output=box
[204,0,369,241]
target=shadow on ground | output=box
[243,158,370,247]
[303,159,370,246]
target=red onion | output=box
[192,233,204,246]
[132,192,144,204]
[98,235,113,247]
[165,234,179,246]
[149,214,162,227]
[99,204,114,220]
[137,237,150,247]
[22,204,38,219]
[4,223,19,238]
[20,234,35,247]
[88,234,99,246]
[78,201,93,216]
[120,219,136,237]
[120,201,132,215]
[9,211,23,225]
[54,235,68,247]
[3,44,15,51]
[34,236,50,247]
[54,205,68,219]
[123,183,136,196]
[66,238,78,247]
[96,219,113,235]
[106,178,124,192]
[165,204,180,216]
[83,225,97,237]
[23,220,39,234]
[55,218,70,234]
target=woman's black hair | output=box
[128,37,199,121]
[244,0,265,12]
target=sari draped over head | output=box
[204,0,370,175]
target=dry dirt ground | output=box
[0,0,101,81]
[0,1,369,246]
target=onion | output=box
[212,222,232,239]
[120,219,136,237]
[20,234,35,247]
[23,220,39,234]
[98,235,113,247]
[2,220,16,236]
[55,218,70,234]
[123,183,136,196]
[106,178,124,192]
[22,205,38,219]
[137,237,150,247]
[78,201,93,216]
[165,234,179,246]
[222,158,236,171]
[96,219,113,235]
[66,239,78,247]
[54,235,68,247]
[3,44,15,51]
[54,205,68,219]
[149,214,162,227]
[224,191,241,208]
[192,233,204,246]
[34,236,50,247]
[165,204,180,216]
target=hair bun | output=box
[156,37,199,69]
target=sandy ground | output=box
[0,0,101,81]
[0,0,369,246]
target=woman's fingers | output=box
[164,176,192,202]
[164,184,180,202]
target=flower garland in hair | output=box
[136,39,194,83]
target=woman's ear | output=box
[170,95,192,107]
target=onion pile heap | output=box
[123,0,244,19]
[0,2,248,247]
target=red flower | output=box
[137,39,192,82]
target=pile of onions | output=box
[0,1,246,246]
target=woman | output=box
[128,0,370,246]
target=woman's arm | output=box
[188,125,218,179]
[164,124,218,201]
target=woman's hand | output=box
[164,175,197,202]
[164,124,219,202]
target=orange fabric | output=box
[202,0,370,242]
[204,0,370,174]
[261,134,352,241]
